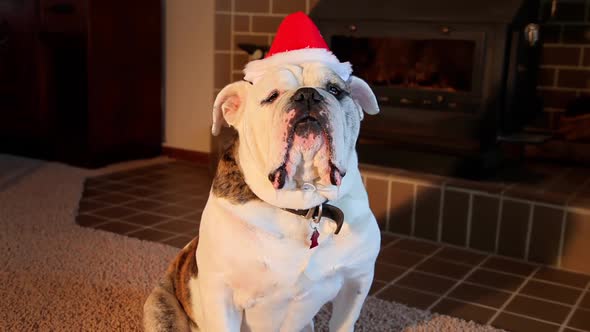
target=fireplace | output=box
[311,0,542,178]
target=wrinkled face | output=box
[212,62,379,203]
[241,63,362,191]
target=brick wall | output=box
[213,0,319,93]
[536,0,590,131]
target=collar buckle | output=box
[304,205,316,219]
[304,204,323,224]
[285,202,343,235]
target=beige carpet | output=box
[0,154,504,331]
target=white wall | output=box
[163,0,214,153]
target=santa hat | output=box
[243,12,352,84]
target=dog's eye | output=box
[327,84,342,97]
[261,90,279,105]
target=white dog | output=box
[144,40,381,331]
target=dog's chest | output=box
[197,192,380,329]
[225,225,346,309]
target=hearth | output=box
[311,0,542,178]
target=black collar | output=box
[283,203,344,234]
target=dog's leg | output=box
[198,273,243,331]
[144,281,192,332]
[328,273,373,332]
[144,237,200,332]
[279,278,339,332]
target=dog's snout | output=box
[291,88,324,108]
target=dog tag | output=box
[310,228,319,249]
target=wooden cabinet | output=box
[0,0,162,168]
[0,1,44,153]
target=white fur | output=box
[349,76,380,118]
[194,64,381,331]
[195,161,380,331]
[212,81,249,136]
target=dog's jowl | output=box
[144,12,381,332]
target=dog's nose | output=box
[291,87,324,108]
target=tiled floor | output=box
[76,161,590,332]
[77,161,211,248]
[375,236,590,332]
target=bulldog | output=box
[144,13,381,331]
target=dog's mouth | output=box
[268,115,346,190]
[293,116,321,135]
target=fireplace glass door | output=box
[332,36,476,93]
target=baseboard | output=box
[162,146,210,165]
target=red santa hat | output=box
[243,12,352,84]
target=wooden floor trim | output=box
[162,146,210,165]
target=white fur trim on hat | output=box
[243,48,352,84]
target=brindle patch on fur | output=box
[154,293,179,331]
[212,133,259,204]
[167,236,199,322]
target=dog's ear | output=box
[349,76,380,118]
[212,81,250,136]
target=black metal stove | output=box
[311,0,542,178]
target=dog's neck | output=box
[212,145,344,235]
[211,135,369,244]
